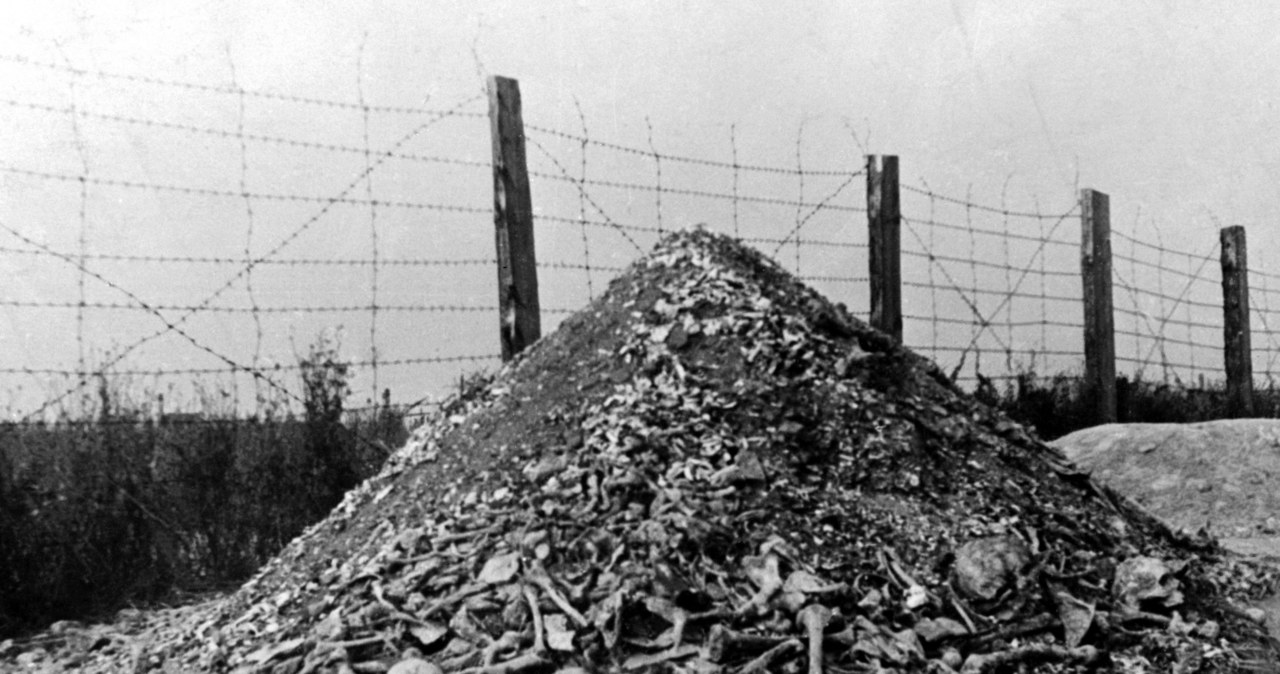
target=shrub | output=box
[975,368,1266,441]
[0,332,406,637]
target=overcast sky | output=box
[3,1,1279,416]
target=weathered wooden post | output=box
[867,155,902,343]
[1221,225,1254,417]
[1080,189,1116,424]
[488,75,541,361]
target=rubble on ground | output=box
[4,229,1280,673]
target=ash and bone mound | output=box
[44,231,1280,672]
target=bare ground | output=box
[1051,419,1280,552]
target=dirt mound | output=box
[5,230,1280,673]
[1052,420,1280,545]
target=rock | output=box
[388,657,443,674]
[245,637,312,666]
[1112,556,1183,610]
[665,323,689,349]
[1195,620,1220,639]
[952,535,1030,602]
[49,620,83,634]
[913,617,969,642]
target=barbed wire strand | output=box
[0,245,494,267]
[1251,265,1280,282]
[1,164,489,212]
[769,171,862,256]
[793,122,806,275]
[0,299,498,314]
[1000,177,1014,373]
[646,117,663,237]
[901,215,1075,248]
[0,219,307,422]
[1153,222,1172,379]
[0,53,480,117]
[966,186,980,379]
[226,48,265,406]
[1113,264,1173,376]
[356,39,381,397]
[1112,308,1221,332]
[1248,282,1280,300]
[2,97,490,172]
[904,200,1080,375]
[1,165,491,215]
[901,217,1014,363]
[538,260,625,273]
[1112,251,1219,282]
[899,281,1079,304]
[1254,271,1280,379]
[1257,275,1271,382]
[574,97,594,299]
[525,136,644,253]
[922,177,940,359]
[1130,241,1219,375]
[1113,228,1217,265]
[0,354,498,380]
[905,313,1082,329]
[1127,215,1141,374]
[524,167,867,214]
[524,122,856,177]
[1036,195,1049,374]
[1115,355,1220,376]
[730,124,740,238]
[925,345,1082,357]
[61,51,91,400]
[1115,327,1219,351]
[738,233,864,250]
[798,274,868,284]
[1186,247,1200,375]
[902,183,1076,220]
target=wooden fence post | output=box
[867,155,902,343]
[1221,225,1254,417]
[488,75,541,361]
[1080,189,1116,424]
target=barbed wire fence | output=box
[894,184,1237,393]
[520,118,868,322]
[1111,230,1225,387]
[3,56,1278,433]
[898,182,1082,385]
[0,53,503,432]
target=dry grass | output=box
[0,341,411,637]
[975,368,1280,440]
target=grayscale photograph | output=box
[2,2,1280,672]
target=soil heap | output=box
[1052,420,1280,544]
[6,229,1280,673]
